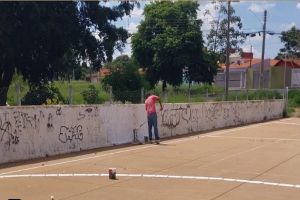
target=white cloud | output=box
[128,22,138,34]
[131,7,143,17]
[280,22,296,31]
[297,2,300,10]
[198,2,221,32]
[113,43,132,59]
[249,3,276,13]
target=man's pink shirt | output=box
[145,95,159,115]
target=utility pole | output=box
[260,10,267,89]
[225,0,231,100]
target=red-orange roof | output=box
[219,58,261,70]
[219,58,300,70]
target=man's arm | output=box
[158,97,163,111]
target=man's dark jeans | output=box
[147,112,159,141]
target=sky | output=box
[104,0,300,60]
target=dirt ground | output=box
[1,118,300,200]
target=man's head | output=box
[145,92,151,99]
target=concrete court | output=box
[1,117,300,200]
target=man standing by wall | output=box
[145,93,163,144]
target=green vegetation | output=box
[8,78,293,105]
[53,81,109,105]
[205,0,246,63]
[22,84,65,105]
[287,89,300,117]
[288,89,300,107]
[102,55,145,103]
[132,1,217,91]
[81,85,104,104]
[0,2,135,105]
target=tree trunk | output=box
[0,68,14,106]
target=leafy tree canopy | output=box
[132,1,216,91]
[102,55,144,103]
[0,1,134,105]
[276,26,300,59]
[205,0,246,62]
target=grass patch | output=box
[53,81,110,104]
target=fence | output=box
[3,82,288,106]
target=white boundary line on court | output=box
[275,122,300,126]
[0,119,289,176]
[208,135,300,142]
[1,173,299,190]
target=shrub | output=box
[22,84,65,105]
[81,85,102,104]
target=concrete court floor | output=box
[1,117,300,200]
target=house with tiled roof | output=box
[215,55,300,89]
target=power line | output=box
[248,9,263,25]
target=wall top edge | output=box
[0,99,284,109]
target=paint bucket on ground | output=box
[109,168,117,180]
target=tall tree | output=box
[276,26,300,59]
[102,55,143,103]
[205,0,246,62]
[132,1,215,91]
[0,1,134,105]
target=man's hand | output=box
[158,99,163,111]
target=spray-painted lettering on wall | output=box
[58,125,84,143]
[0,118,19,147]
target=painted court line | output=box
[208,135,300,142]
[275,122,300,126]
[0,120,277,176]
[1,173,299,190]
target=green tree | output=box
[205,0,246,62]
[132,1,215,91]
[81,85,102,104]
[276,26,300,59]
[184,51,218,88]
[102,55,144,103]
[22,84,65,105]
[0,1,134,105]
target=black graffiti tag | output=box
[0,119,19,146]
[47,113,53,129]
[13,111,37,132]
[58,125,84,143]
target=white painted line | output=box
[163,121,277,145]
[275,122,300,126]
[208,135,300,142]
[0,120,278,176]
[1,173,299,189]
[0,145,157,176]
[279,118,299,123]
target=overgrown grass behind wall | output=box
[53,81,110,104]
[6,77,299,108]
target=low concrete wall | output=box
[0,100,284,164]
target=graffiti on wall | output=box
[58,125,84,143]
[0,106,101,150]
[0,118,19,147]
[161,103,247,133]
[161,104,203,131]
